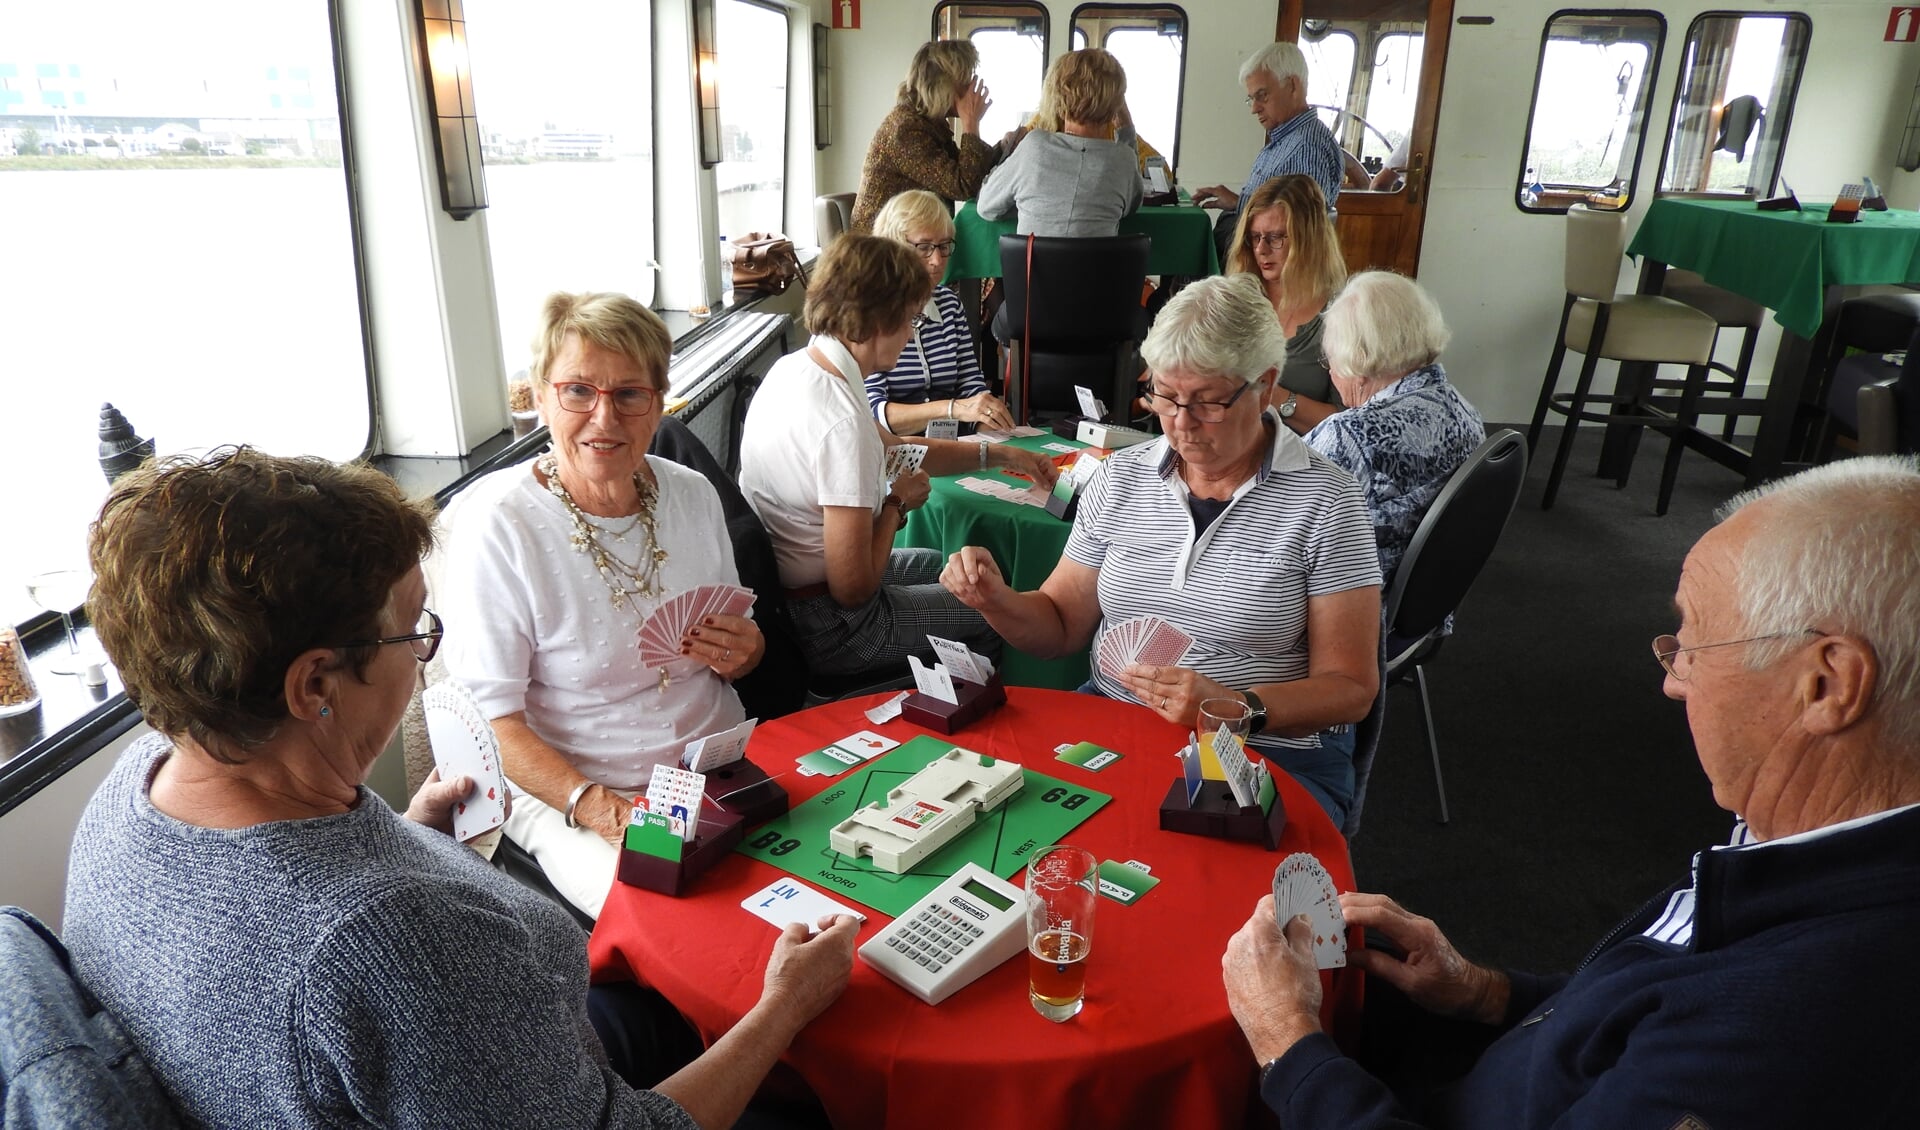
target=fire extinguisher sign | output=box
[833,0,861,30]
[1889,7,1920,42]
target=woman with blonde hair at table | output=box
[942,273,1381,827]
[977,48,1142,237]
[867,189,1012,436]
[738,235,1056,683]
[64,446,858,1128]
[1225,174,1349,434]
[851,40,1004,235]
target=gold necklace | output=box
[537,452,668,613]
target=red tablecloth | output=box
[588,688,1361,1130]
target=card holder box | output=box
[1157,780,1287,850]
[617,809,748,897]
[900,676,1008,734]
[701,756,789,825]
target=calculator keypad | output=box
[887,903,984,974]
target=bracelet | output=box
[563,781,595,829]
[946,398,956,419]
[979,442,989,470]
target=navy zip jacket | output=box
[1265,803,1920,1127]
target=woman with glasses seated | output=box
[739,235,1056,683]
[436,292,765,920]
[65,447,859,1128]
[1224,174,1349,435]
[943,274,1381,827]
[866,190,1012,437]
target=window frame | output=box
[1651,9,1811,201]
[1067,4,1189,170]
[930,1,1053,64]
[1514,8,1668,216]
[715,0,793,235]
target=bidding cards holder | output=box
[1157,738,1286,849]
[702,758,789,825]
[617,807,749,896]
[1826,183,1866,224]
[900,674,1007,733]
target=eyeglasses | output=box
[1243,88,1271,108]
[910,240,956,259]
[1143,379,1259,423]
[1246,232,1289,250]
[1650,629,1818,681]
[341,608,444,663]
[550,382,658,417]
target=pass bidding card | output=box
[1096,859,1160,905]
[1054,741,1122,772]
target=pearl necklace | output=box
[537,452,668,613]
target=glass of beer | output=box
[1025,845,1097,1021]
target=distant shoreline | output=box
[0,155,615,172]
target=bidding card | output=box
[643,764,707,842]
[681,717,757,773]
[741,879,868,933]
[421,682,509,843]
[1096,859,1162,905]
[1272,853,1348,969]
[927,635,989,685]
[909,655,959,704]
[1054,740,1122,772]
[1074,385,1108,422]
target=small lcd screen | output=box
[959,878,1014,912]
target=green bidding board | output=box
[736,736,1111,918]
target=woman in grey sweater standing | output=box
[63,447,856,1129]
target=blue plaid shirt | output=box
[1236,110,1345,213]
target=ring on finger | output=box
[724,647,733,661]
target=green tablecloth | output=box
[945,200,1222,282]
[894,433,1090,690]
[1626,197,1920,339]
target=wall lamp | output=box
[695,0,722,168]
[416,0,487,219]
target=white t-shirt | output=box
[738,337,886,588]
[436,457,747,792]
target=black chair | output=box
[1369,429,1528,826]
[1833,324,1920,457]
[996,233,1150,426]
[1815,293,1920,454]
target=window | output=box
[1300,23,1358,133]
[1299,6,1424,192]
[464,0,654,379]
[932,2,1049,142]
[1656,13,1809,197]
[1516,10,1665,213]
[717,0,790,235]
[1070,5,1189,168]
[0,0,369,626]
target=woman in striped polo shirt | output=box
[941,274,1381,826]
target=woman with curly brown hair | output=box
[850,39,1002,234]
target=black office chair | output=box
[996,233,1150,426]
[1367,429,1528,827]
[1830,324,1920,457]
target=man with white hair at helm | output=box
[1191,42,1345,259]
[1221,455,1920,1128]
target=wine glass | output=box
[25,569,100,675]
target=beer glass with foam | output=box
[1025,845,1097,1021]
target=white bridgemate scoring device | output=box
[828,748,1024,874]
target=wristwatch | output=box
[1241,688,1269,735]
[1277,391,1299,420]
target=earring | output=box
[319,707,331,717]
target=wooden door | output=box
[1277,0,1454,277]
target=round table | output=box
[894,432,1090,690]
[588,688,1361,1130]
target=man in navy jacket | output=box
[1223,455,1920,1128]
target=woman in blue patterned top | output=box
[1305,270,1485,590]
[865,189,1011,436]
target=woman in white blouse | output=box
[942,274,1381,826]
[439,292,764,919]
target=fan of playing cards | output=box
[1095,615,1193,680]
[883,444,927,480]
[1273,852,1347,969]
[637,584,756,669]
[422,681,510,843]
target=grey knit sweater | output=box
[63,734,696,1129]
[976,126,1143,237]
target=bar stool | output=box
[1528,204,1720,514]
[1656,269,1767,442]
[1812,293,1920,457]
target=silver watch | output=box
[1277,391,1299,419]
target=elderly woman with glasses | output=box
[944,274,1381,827]
[435,291,766,920]
[1225,175,1350,435]
[65,446,857,1128]
[866,189,1012,436]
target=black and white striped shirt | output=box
[1065,412,1381,752]
[864,287,989,420]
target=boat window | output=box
[0,0,371,626]
[464,0,656,379]
[1298,2,1424,194]
[1654,12,1810,198]
[1069,5,1189,170]
[1301,25,1358,128]
[716,0,791,236]
[1516,10,1666,214]
[932,2,1049,141]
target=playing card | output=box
[422,682,509,843]
[741,878,868,933]
[883,444,927,479]
[1272,853,1347,969]
[1135,619,1194,669]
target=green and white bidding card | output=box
[1054,740,1123,772]
[1096,859,1160,905]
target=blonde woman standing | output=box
[851,40,1000,234]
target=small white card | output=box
[927,635,988,685]
[909,654,959,704]
[925,417,961,441]
[865,691,910,724]
[741,879,868,933]
[1074,385,1107,422]
[681,717,757,773]
[643,764,707,842]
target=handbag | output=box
[725,233,807,296]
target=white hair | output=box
[1239,42,1307,87]
[1322,270,1452,383]
[1139,274,1289,385]
[1718,456,1920,751]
